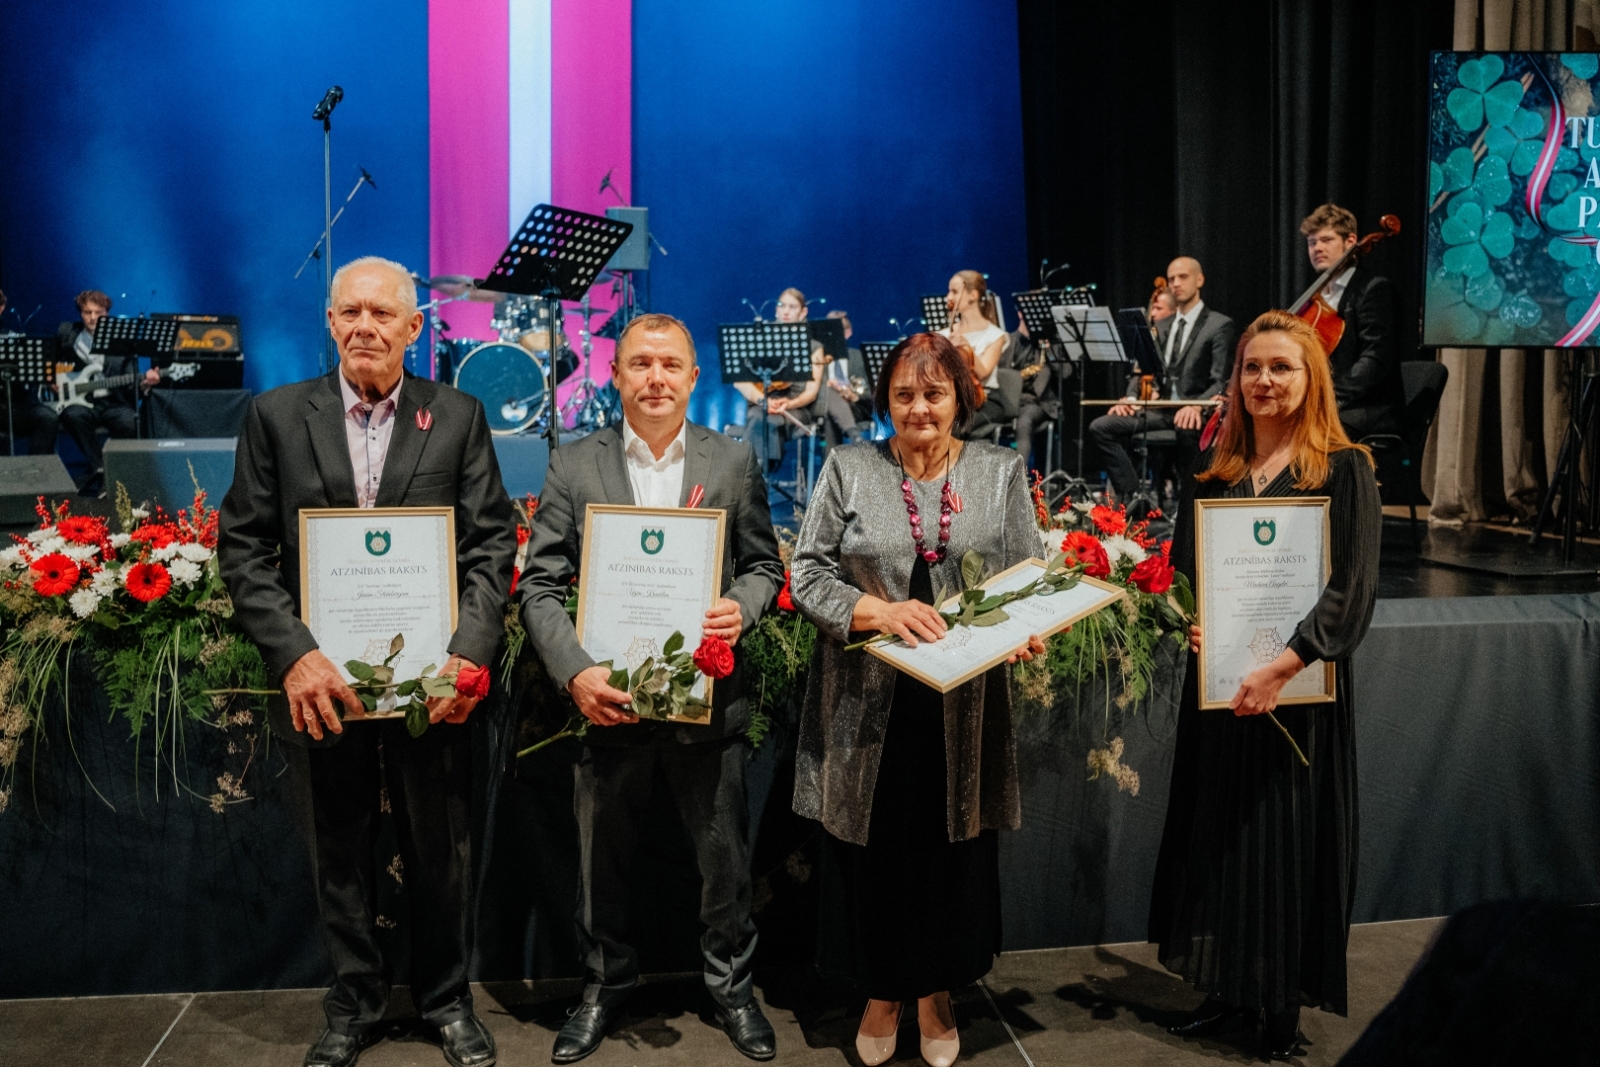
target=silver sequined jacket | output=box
[790,440,1039,845]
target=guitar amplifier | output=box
[152,314,245,388]
[0,455,78,526]
[104,438,237,515]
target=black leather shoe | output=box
[716,1000,777,1061]
[440,1013,497,1067]
[1261,1007,1306,1062]
[552,1002,615,1064]
[304,1028,373,1067]
[1167,997,1251,1038]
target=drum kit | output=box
[413,274,621,437]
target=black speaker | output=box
[492,434,549,500]
[146,388,253,438]
[0,454,78,525]
[103,438,237,514]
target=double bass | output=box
[1289,213,1402,354]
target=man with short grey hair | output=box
[220,256,516,1067]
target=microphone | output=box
[598,167,613,195]
[360,167,377,190]
[312,86,344,121]
[741,298,763,322]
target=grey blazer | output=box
[518,422,784,744]
[789,441,1036,846]
[218,371,518,746]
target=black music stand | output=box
[89,316,180,359]
[860,341,896,394]
[1011,290,1061,342]
[477,204,634,450]
[719,322,817,504]
[0,336,56,456]
[808,318,848,365]
[920,295,950,331]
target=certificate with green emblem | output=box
[299,507,458,719]
[576,504,727,723]
[1194,497,1335,709]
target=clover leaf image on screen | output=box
[1424,51,1600,348]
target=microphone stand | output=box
[321,113,332,373]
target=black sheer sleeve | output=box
[1286,450,1382,665]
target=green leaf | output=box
[1446,87,1483,132]
[388,633,405,659]
[960,550,985,591]
[970,608,1010,627]
[405,702,429,738]
[1047,551,1067,573]
[976,594,1006,613]
[608,668,631,692]
[418,663,437,678]
[396,679,419,697]
[345,660,376,681]
[358,691,378,712]
[1440,146,1477,191]
[662,631,684,658]
[420,676,456,699]
[91,611,121,629]
[370,664,394,686]
[1482,78,1524,128]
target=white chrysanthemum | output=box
[25,528,55,543]
[152,542,181,562]
[168,558,203,586]
[1101,535,1147,567]
[91,568,120,595]
[109,533,131,549]
[61,543,100,563]
[131,507,150,519]
[1039,528,1063,557]
[178,543,213,562]
[69,589,102,620]
[0,545,25,570]
[1072,500,1094,514]
[29,534,65,554]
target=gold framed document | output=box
[867,557,1127,694]
[299,507,458,720]
[1194,497,1335,710]
[576,503,727,723]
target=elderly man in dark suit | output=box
[219,256,515,1067]
[1301,202,1405,441]
[520,313,784,1063]
[1089,256,1236,505]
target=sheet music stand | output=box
[719,322,818,505]
[809,318,848,365]
[1,336,57,456]
[860,342,897,393]
[920,295,950,331]
[1059,287,1097,307]
[1052,305,1127,364]
[90,316,180,359]
[1011,290,1061,341]
[1114,308,1164,380]
[477,204,634,449]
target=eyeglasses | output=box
[1240,363,1304,382]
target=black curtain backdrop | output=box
[1018,0,1456,345]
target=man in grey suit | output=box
[219,257,515,1067]
[1089,256,1236,505]
[520,313,784,1063]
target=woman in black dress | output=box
[1150,310,1381,1060]
[789,333,1044,1067]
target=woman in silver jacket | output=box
[789,333,1043,1067]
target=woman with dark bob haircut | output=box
[789,333,1046,1067]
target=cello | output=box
[1289,213,1402,354]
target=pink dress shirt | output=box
[338,372,401,508]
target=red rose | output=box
[1089,504,1127,536]
[776,573,795,612]
[55,515,108,545]
[125,562,173,602]
[30,553,80,597]
[453,662,491,700]
[1060,531,1111,579]
[1130,554,1175,594]
[692,635,736,679]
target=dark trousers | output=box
[574,736,757,1011]
[1015,398,1052,470]
[4,398,59,455]
[285,719,476,1034]
[1088,409,1199,498]
[59,402,136,470]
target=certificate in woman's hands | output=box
[1195,497,1335,709]
[868,558,1126,693]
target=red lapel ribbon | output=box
[415,408,433,431]
[686,483,705,509]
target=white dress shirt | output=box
[1321,267,1356,313]
[338,372,401,508]
[1162,301,1205,399]
[622,418,688,508]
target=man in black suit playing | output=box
[520,313,784,1063]
[1301,202,1404,441]
[219,257,515,1067]
[1089,256,1236,504]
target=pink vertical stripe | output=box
[429,0,508,342]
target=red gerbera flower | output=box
[125,562,173,602]
[30,553,80,596]
[55,515,108,545]
[129,522,178,550]
[1089,504,1127,537]
[1060,530,1111,579]
[776,573,795,612]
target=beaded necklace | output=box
[894,441,955,564]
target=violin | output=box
[1289,214,1400,354]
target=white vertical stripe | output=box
[508,0,552,236]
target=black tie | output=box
[1168,318,1187,368]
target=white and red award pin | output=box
[415,408,433,431]
[949,490,964,514]
[686,483,705,509]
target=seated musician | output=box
[1009,316,1061,473]
[940,270,1014,437]
[0,288,60,456]
[1088,257,1235,506]
[733,286,825,472]
[57,290,160,492]
[817,309,871,445]
[1301,203,1404,441]
[1148,279,1175,324]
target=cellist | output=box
[1299,203,1405,441]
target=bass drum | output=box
[453,341,548,435]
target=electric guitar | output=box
[52,360,199,411]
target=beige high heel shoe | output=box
[855,1001,901,1067]
[919,995,960,1067]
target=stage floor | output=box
[0,917,1440,1067]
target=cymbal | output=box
[411,273,478,295]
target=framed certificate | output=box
[868,558,1127,694]
[1194,497,1335,709]
[576,504,727,723]
[299,507,458,719]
